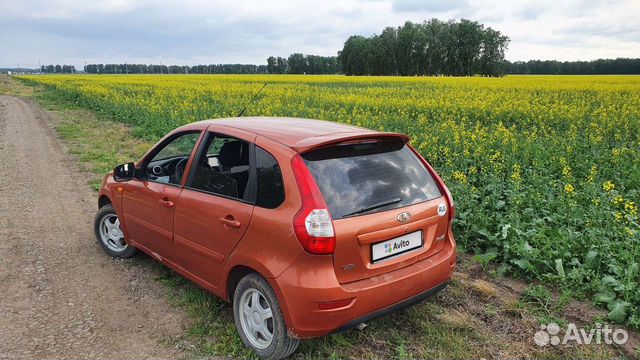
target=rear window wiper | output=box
[343,197,403,217]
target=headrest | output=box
[218,140,248,168]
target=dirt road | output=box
[0,95,187,359]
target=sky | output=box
[1,0,639,68]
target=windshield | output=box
[302,140,442,219]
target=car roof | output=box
[191,117,409,153]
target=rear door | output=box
[172,128,256,289]
[301,139,448,283]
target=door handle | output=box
[219,216,241,228]
[158,198,174,208]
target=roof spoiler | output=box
[291,132,410,153]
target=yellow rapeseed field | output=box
[19,74,640,326]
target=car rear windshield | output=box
[302,139,442,219]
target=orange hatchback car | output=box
[95,117,456,359]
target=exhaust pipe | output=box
[355,322,367,331]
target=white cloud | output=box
[391,0,469,12]
[1,0,639,68]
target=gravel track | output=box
[0,95,187,359]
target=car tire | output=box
[94,204,137,258]
[233,273,300,360]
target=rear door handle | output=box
[219,216,241,228]
[158,198,174,208]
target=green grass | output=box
[518,285,569,326]
[2,75,628,359]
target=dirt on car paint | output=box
[0,95,188,359]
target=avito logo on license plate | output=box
[372,230,423,263]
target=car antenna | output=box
[236,83,268,117]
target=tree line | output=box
[339,19,510,77]
[266,54,340,74]
[506,58,640,75]
[76,57,640,75]
[31,19,640,77]
[80,57,340,75]
[83,63,268,74]
[79,55,339,75]
[41,65,77,73]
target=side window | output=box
[255,146,284,208]
[145,132,200,185]
[190,133,250,201]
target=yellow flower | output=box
[613,195,624,205]
[489,151,502,163]
[615,212,624,222]
[452,171,467,183]
[562,165,572,178]
[612,148,621,158]
[511,164,522,182]
[565,183,575,195]
[602,181,615,192]
[625,201,638,216]
[586,166,597,183]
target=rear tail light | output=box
[291,155,336,255]
[304,209,334,237]
[408,146,455,220]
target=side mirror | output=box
[113,162,136,182]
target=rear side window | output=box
[255,146,285,208]
[303,140,441,219]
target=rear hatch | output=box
[302,138,450,284]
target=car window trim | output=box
[182,185,256,205]
[254,145,286,209]
[142,178,184,189]
[138,130,203,188]
[184,130,257,205]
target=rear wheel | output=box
[94,204,137,258]
[233,273,299,360]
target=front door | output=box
[173,130,256,289]
[122,131,201,260]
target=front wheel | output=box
[94,204,137,258]
[233,273,300,360]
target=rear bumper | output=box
[333,281,449,333]
[271,233,456,339]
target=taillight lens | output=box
[408,146,455,220]
[291,155,336,254]
[441,183,456,220]
[304,209,335,237]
